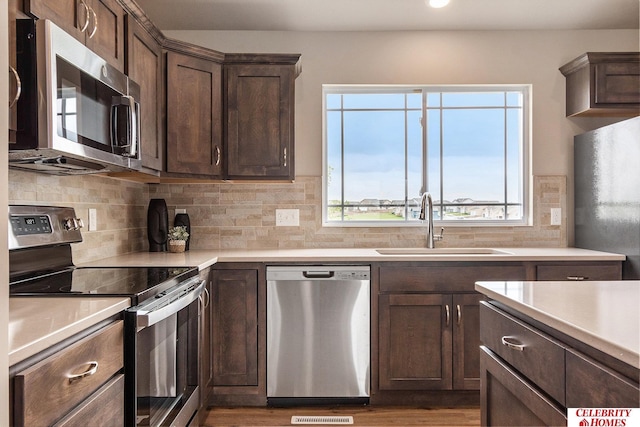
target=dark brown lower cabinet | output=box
[379,293,453,390]
[210,264,266,406]
[480,346,567,427]
[378,292,483,392]
[479,301,640,426]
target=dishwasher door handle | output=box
[302,270,335,279]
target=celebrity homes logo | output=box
[568,408,639,427]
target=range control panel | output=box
[9,205,83,250]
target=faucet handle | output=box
[434,227,445,241]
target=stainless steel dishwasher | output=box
[266,265,370,405]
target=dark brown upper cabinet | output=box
[165,48,224,177]
[560,52,640,117]
[125,15,163,172]
[224,54,301,180]
[26,0,126,71]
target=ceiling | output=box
[135,0,640,32]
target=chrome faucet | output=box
[419,192,444,248]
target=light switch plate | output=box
[276,209,299,226]
[550,208,562,226]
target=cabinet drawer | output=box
[479,302,566,405]
[536,263,621,281]
[566,350,640,408]
[53,374,124,427]
[13,321,124,426]
[481,346,567,427]
[380,265,526,292]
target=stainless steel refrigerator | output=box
[574,116,640,279]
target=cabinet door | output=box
[480,347,566,427]
[594,61,640,106]
[125,16,163,171]
[225,64,294,179]
[379,294,452,390]
[453,293,483,390]
[25,0,86,41]
[211,269,258,386]
[25,0,124,71]
[85,0,125,72]
[166,51,223,176]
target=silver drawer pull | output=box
[501,336,525,351]
[566,276,588,281]
[68,361,99,383]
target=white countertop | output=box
[80,247,625,270]
[9,297,131,366]
[475,280,640,368]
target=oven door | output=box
[125,277,205,427]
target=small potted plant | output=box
[167,226,189,253]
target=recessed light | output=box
[428,0,450,8]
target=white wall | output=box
[166,29,638,243]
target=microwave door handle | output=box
[129,97,139,158]
[136,280,205,328]
[110,99,121,153]
[110,96,135,156]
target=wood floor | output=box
[203,406,480,426]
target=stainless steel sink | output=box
[375,248,513,255]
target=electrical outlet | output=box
[550,208,562,226]
[88,208,97,231]
[276,209,299,226]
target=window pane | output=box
[343,93,406,109]
[442,92,505,108]
[441,109,505,202]
[407,93,422,109]
[506,91,522,107]
[326,93,342,109]
[326,111,343,204]
[343,111,405,203]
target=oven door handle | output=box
[136,279,205,328]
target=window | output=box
[323,85,530,226]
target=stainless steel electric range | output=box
[9,205,206,427]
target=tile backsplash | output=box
[10,171,567,263]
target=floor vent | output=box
[291,415,354,425]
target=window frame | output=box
[321,84,532,227]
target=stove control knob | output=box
[63,217,84,231]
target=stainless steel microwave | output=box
[9,19,141,174]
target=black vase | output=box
[174,212,191,251]
[148,199,168,252]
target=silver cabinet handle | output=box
[78,0,90,33]
[283,147,287,167]
[215,145,221,166]
[501,336,525,351]
[203,285,210,309]
[566,276,588,281]
[456,304,461,326]
[68,361,99,383]
[445,304,450,326]
[88,7,98,39]
[9,66,21,108]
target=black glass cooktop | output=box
[9,266,198,304]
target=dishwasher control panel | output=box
[334,270,370,280]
